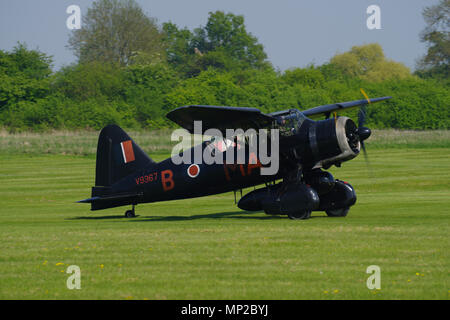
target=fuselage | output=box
[110,141,290,204]
[82,110,363,212]
[102,112,362,206]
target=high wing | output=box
[166,97,392,132]
[166,105,275,134]
[302,96,392,119]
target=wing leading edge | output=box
[302,96,392,119]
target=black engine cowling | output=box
[308,116,361,169]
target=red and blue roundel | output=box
[187,164,200,178]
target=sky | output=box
[0,0,438,71]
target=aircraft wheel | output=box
[125,210,136,218]
[288,210,311,220]
[325,207,349,217]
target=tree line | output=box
[0,0,448,131]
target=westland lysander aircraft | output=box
[79,93,391,220]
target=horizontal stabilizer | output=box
[77,192,142,211]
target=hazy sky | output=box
[0,0,438,71]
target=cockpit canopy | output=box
[270,109,308,137]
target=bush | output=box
[0,44,448,131]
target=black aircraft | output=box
[79,94,391,219]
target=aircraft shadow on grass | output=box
[69,211,282,221]
[68,211,328,222]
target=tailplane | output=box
[78,125,155,211]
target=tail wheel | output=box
[125,210,135,218]
[125,204,136,218]
[325,207,349,217]
[288,210,311,220]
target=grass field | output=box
[0,131,449,299]
[1,128,450,155]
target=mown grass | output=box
[0,128,175,156]
[0,144,449,299]
[1,128,449,156]
[369,129,450,149]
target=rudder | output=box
[95,124,155,187]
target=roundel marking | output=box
[187,164,200,178]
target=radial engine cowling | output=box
[309,116,361,169]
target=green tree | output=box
[164,68,247,110]
[52,62,124,101]
[163,22,195,68]
[330,43,411,82]
[0,43,52,79]
[201,11,269,69]
[282,66,325,88]
[416,0,449,78]
[162,22,202,77]
[0,44,52,110]
[163,11,271,77]
[123,63,179,123]
[68,0,165,66]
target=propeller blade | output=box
[361,140,367,158]
[358,88,370,127]
[360,140,373,178]
[358,89,372,170]
[358,104,367,128]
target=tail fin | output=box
[95,125,155,187]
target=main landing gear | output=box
[125,204,136,218]
[288,210,312,220]
[325,207,349,217]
